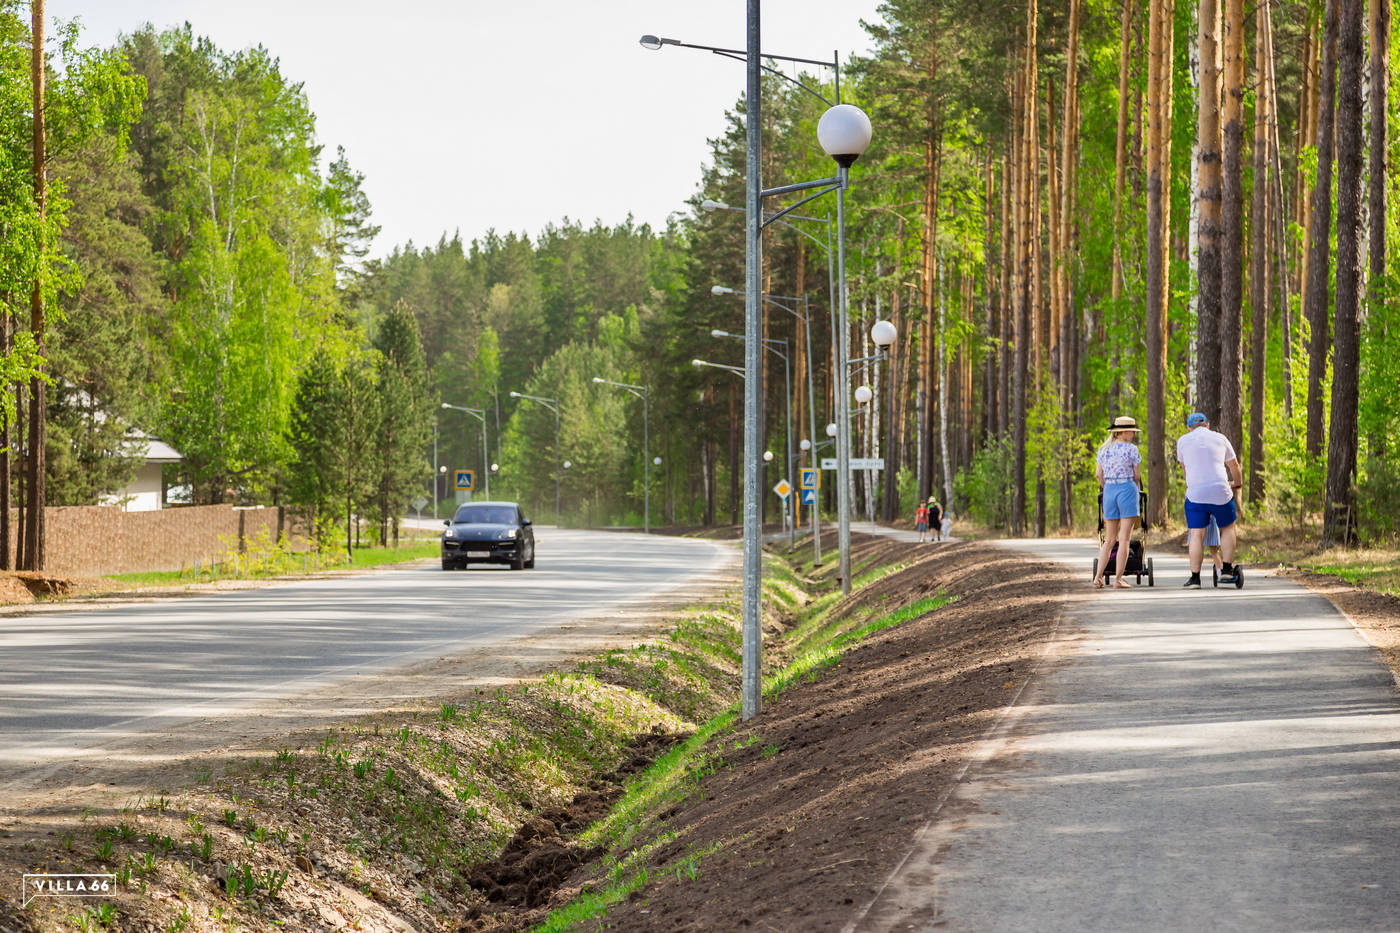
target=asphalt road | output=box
[855,537,1400,932]
[0,528,731,774]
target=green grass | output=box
[766,593,953,699]
[1295,554,1400,596]
[108,540,439,586]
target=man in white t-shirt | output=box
[1176,411,1244,588]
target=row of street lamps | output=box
[643,15,885,720]
[442,383,661,533]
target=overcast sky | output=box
[57,1,885,259]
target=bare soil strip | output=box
[545,542,1072,933]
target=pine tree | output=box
[372,301,431,545]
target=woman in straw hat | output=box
[1092,415,1143,589]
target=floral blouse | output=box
[1096,441,1141,483]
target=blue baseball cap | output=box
[1187,412,1208,428]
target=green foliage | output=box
[957,436,1015,532]
[371,302,432,542]
[0,5,145,443]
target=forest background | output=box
[1,0,1396,568]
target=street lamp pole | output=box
[713,328,793,548]
[742,0,764,719]
[591,378,650,533]
[441,403,489,499]
[509,391,561,527]
[645,20,865,721]
[711,286,821,566]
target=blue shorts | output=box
[1185,497,1236,530]
[1102,481,1140,520]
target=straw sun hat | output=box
[1109,416,1139,434]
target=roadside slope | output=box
[591,542,1070,932]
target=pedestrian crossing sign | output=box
[455,470,474,490]
[801,468,818,490]
[800,488,817,505]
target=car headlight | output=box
[443,529,455,539]
[500,528,517,540]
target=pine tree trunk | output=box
[1324,0,1366,544]
[1368,0,1389,303]
[999,130,1013,439]
[919,120,938,503]
[0,306,9,571]
[1112,0,1134,303]
[1305,0,1340,459]
[1011,33,1030,536]
[1147,0,1175,527]
[25,0,46,572]
[1196,0,1224,423]
[984,151,997,442]
[14,385,24,571]
[1265,3,1294,417]
[1033,47,1047,539]
[1219,0,1246,449]
[1248,0,1271,504]
[1296,27,1319,302]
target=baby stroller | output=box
[1092,488,1155,587]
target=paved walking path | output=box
[850,520,958,545]
[848,536,1400,932]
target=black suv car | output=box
[441,502,535,571]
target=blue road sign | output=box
[800,488,817,505]
[800,467,819,490]
[455,469,475,490]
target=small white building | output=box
[102,432,183,511]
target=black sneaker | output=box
[1182,574,1202,589]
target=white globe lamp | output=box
[817,104,873,168]
[871,319,897,347]
[854,385,874,405]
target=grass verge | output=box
[107,540,439,586]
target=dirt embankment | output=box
[454,540,1071,933]
[590,543,1068,933]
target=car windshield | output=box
[452,506,517,525]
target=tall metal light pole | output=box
[441,403,489,499]
[591,377,651,533]
[642,22,867,720]
[509,391,560,526]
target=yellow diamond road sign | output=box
[773,479,793,499]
